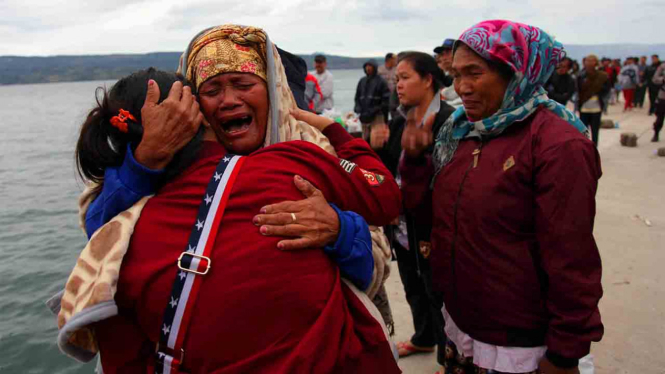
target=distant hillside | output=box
[2,43,664,85]
[0,53,378,85]
[0,53,182,85]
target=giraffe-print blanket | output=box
[50,196,151,361]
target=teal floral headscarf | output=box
[433,20,588,174]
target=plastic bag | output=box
[579,354,594,374]
[343,112,362,134]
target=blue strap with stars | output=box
[154,154,243,374]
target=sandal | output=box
[396,341,435,358]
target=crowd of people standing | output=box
[544,53,663,144]
[305,43,663,148]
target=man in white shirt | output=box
[434,39,455,87]
[312,55,334,113]
[378,53,397,92]
[434,39,462,108]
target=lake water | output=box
[0,68,364,373]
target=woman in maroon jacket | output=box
[400,20,603,374]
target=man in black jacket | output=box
[646,55,661,115]
[355,60,390,140]
[545,57,576,106]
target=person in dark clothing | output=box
[545,57,576,105]
[652,62,665,142]
[601,58,617,109]
[355,60,391,140]
[634,56,649,108]
[389,52,408,121]
[646,55,661,115]
[434,39,456,88]
[389,88,401,122]
[578,54,610,147]
[371,51,455,373]
[276,47,309,111]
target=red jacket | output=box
[95,124,401,373]
[305,73,324,112]
[401,107,603,361]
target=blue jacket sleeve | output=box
[84,145,164,238]
[324,204,374,291]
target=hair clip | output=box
[110,109,137,133]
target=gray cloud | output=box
[357,0,429,22]
[0,0,662,56]
[0,0,152,31]
[163,0,269,30]
[642,0,665,7]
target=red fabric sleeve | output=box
[534,138,604,359]
[327,135,401,225]
[322,122,354,148]
[95,312,153,374]
[258,140,400,226]
[323,123,392,180]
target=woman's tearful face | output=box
[198,73,269,154]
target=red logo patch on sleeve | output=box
[359,168,385,186]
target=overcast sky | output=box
[1,0,662,57]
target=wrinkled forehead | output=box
[452,44,490,71]
[199,71,265,85]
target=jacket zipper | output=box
[450,141,483,307]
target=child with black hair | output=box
[75,68,203,194]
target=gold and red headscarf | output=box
[180,25,268,91]
[177,24,334,152]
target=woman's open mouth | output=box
[220,115,252,136]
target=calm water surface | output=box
[0,69,363,373]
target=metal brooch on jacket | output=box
[503,156,516,171]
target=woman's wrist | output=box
[134,142,172,170]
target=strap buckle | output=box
[155,343,185,373]
[156,343,185,361]
[177,252,211,275]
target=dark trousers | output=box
[580,112,602,147]
[634,85,647,107]
[394,241,446,365]
[648,86,660,114]
[655,99,665,138]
